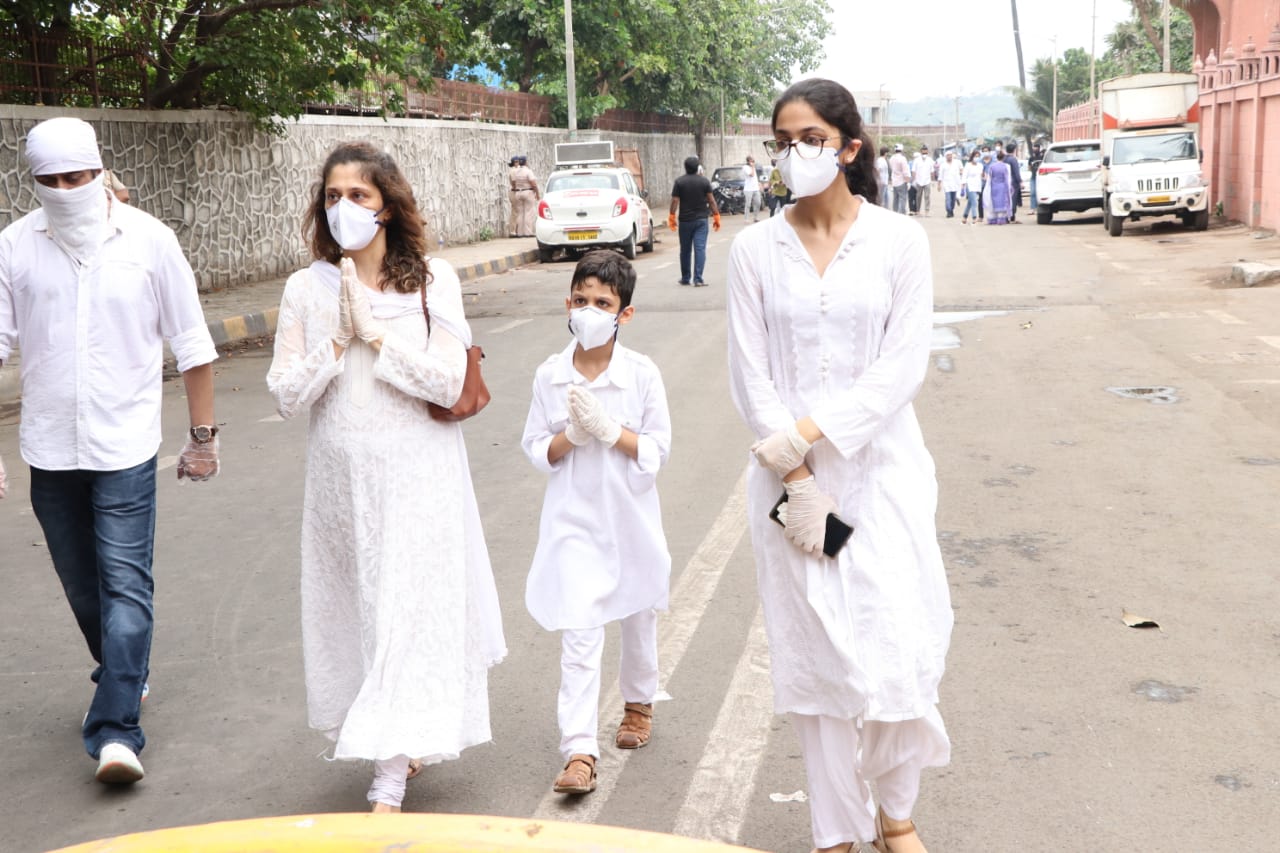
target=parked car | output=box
[535,165,655,262]
[1035,139,1103,224]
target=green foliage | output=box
[1104,6,1193,75]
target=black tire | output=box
[641,219,655,253]
[1191,209,1209,231]
[622,229,637,259]
[537,242,555,263]
[1036,206,1052,225]
[1105,201,1123,237]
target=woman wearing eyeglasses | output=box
[726,78,952,853]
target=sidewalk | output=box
[0,236,542,408]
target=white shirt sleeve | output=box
[266,272,345,419]
[726,235,797,440]
[153,226,217,372]
[521,367,562,475]
[627,363,672,493]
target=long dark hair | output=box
[304,141,432,293]
[772,78,880,205]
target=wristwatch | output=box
[190,425,219,444]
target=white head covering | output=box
[25,117,103,176]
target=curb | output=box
[1,249,541,409]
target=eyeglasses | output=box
[763,135,845,160]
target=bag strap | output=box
[421,283,431,332]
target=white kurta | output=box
[726,202,953,722]
[267,259,506,763]
[522,341,672,631]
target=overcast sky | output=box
[806,0,1136,101]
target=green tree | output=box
[1104,5,1193,75]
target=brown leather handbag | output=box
[421,284,490,421]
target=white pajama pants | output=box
[558,609,659,760]
[791,706,950,848]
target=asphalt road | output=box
[2,208,1278,852]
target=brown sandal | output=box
[615,702,653,749]
[552,753,597,794]
[874,807,926,852]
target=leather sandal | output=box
[615,702,653,749]
[552,753,597,794]
[874,807,926,853]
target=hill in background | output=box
[886,89,1019,139]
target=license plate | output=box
[1147,195,1172,204]
[567,230,599,241]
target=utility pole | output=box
[1162,0,1171,73]
[719,88,725,165]
[564,0,577,139]
[1051,35,1058,137]
[878,83,886,143]
[1089,0,1097,100]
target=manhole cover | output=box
[1106,385,1179,404]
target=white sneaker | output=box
[96,742,144,784]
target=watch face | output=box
[192,426,215,442]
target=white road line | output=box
[157,455,178,471]
[1257,336,1280,351]
[532,468,749,824]
[672,606,773,844]
[490,318,534,335]
[1204,310,1245,325]
[258,413,284,423]
[1111,261,1132,272]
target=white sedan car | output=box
[535,166,655,262]
[1035,139,1103,224]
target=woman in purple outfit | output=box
[985,149,1011,225]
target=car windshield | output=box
[1044,144,1100,164]
[547,173,619,192]
[1111,132,1197,166]
[713,168,745,182]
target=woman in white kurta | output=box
[266,142,505,812]
[727,80,953,853]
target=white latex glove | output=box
[177,436,220,482]
[567,384,622,447]
[334,265,355,349]
[341,257,387,344]
[751,422,812,477]
[781,476,837,555]
[0,452,7,499]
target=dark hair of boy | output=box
[571,249,637,311]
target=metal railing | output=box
[0,27,147,107]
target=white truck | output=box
[1099,73,1209,237]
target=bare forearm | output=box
[182,362,215,426]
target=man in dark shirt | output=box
[1005,142,1024,223]
[668,156,721,286]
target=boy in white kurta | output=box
[521,250,672,795]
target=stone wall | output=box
[0,105,768,292]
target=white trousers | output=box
[791,707,950,848]
[367,753,411,807]
[558,609,658,760]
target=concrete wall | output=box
[0,105,765,292]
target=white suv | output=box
[535,166,655,262]
[1035,139,1103,224]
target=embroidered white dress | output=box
[267,258,506,763]
[726,202,953,722]
[521,341,672,631]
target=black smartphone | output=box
[769,492,854,558]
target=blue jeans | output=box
[962,188,980,220]
[892,184,909,215]
[945,191,957,217]
[678,217,709,283]
[30,456,157,759]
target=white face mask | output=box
[777,144,842,199]
[568,305,618,350]
[326,197,384,251]
[34,173,109,263]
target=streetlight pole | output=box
[1162,0,1171,73]
[1051,35,1058,138]
[878,83,886,143]
[564,0,577,139]
[1089,0,1097,100]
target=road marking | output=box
[1258,336,1280,351]
[158,455,178,471]
[1133,311,1200,320]
[259,413,285,423]
[489,318,534,335]
[1204,310,1245,325]
[1111,261,1132,271]
[672,606,773,844]
[532,469,749,824]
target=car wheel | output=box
[537,242,555,263]
[1191,209,1209,231]
[622,228,637,260]
[1036,206,1052,225]
[1105,200,1123,237]
[641,219,655,253]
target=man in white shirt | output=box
[913,145,935,216]
[0,117,220,786]
[938,151,964,218]
[742,155,763,222]
[888,144,911,215]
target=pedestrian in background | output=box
[961,150,984,224]
[1005,143,1023,223]
[913,145,934,217]
[1028,142,1044,212]
[939,151,963,219]
[668,156,720,286]
[875,145,890,208]
[743,155,763,222]
[267,140,506,813]
[521,250,673,797]
[889,143,910,215]
[728,78,952,853]
[508,155,540,237]
[986,148,1012,225]
[0,117,220,785]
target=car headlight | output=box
[1181,173,1203,189]
[1110,177,1135,194]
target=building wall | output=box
[1191,2,1280,230]
[0,105,762,291]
